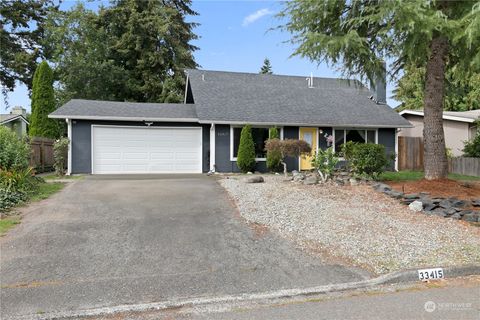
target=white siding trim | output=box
[395,129,399,171]
[67,119,72,175]
[210,123,216,171]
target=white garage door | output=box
[92,126,203,174]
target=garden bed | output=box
[386,178,480,200]
[219,175,480,275]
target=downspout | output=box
[209,123,216,173]
[395,128,399,172]
[66,118,72,175]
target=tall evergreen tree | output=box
[280,0,480,180]
[394,65,480,112]
[44,0,198,104]
[260,58,273,74]
[30,61,58,138]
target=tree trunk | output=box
[423,35,449,180]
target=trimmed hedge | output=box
[236,125,256,173]
[342,142,389,178]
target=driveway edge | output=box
[13,264,480,320]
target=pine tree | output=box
[236,125,256,173]
[260,58,273,74]
[30,61,58,138]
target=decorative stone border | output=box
[372,183,480,223]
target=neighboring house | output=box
[399,109,479,156]
[49,70,410,175]
[0,106,29,136]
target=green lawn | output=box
[0,217,20,236]
[43,174,84,180]
[380,171,480,182]
[29,182,65,202]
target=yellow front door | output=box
[299,127,317,170]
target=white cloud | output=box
[242,8,274,27]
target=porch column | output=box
[66,119,72,175]
[210,123,216,172]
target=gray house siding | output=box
[283,126,299,172]
[214,125,267,173]
[70,120,209,174]
[214,125,299,173]
[378,128,396,170]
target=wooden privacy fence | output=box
[398,136,424,171]
[30,137,55,173]
[449,157,480,177]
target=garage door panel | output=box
[92,126,202,174]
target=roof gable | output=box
[0,114,29,125]
[186,69,411,128]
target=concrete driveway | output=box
[0,175,367,318]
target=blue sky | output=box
[3,0,400,112]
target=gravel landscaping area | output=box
[219,175,480,274]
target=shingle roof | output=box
[0,114,29,125]
[49,99,198,121]
[187,69,411,128]
[49,70,410,128]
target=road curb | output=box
[12,264,480,320]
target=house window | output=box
[333,129,377,152]
[231,126,279,160]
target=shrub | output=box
[0,167,39,212]
[54,138,69,176]
[0,126,31,171]
[463,126,480,157]
[266,128,282,172]
[236,125,256,173]
[265,138,312,176]
[311,147,338,182]
[342,143,389,179]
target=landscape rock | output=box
[403,193,420,200]
[349,178,359,186]
[304,176,318,185]
[373,183,392,192]
[462,213,480,222]
[471,199,480,207]
[293,173,306,182]
[244,176,264,183]
[409,200,423,212]
[438,199,452,209]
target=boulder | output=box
[452,199,470,208]
[293,173,306,182]
[373,183,392,192]
[304,176,318,185]
[471,199,480,207]
[388,190,404,199]
[244,176,264,183]
[450,213,462,220]
[349,178,359,186]
[423,203,437,212]
[438,199,453,209]
[462,213,480,222]
[409,200,423,212]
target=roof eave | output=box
[0,115,29,125]
[48,114,199,122]
[198,119,412,128]
[399,110,477,123]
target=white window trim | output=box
[230,125,284,161]
[332,128,379,154]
